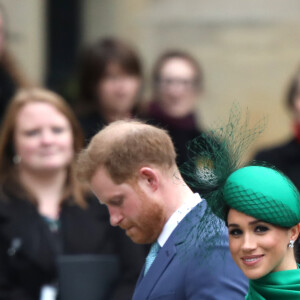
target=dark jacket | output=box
[0,192,144,300]
[254,138,300,191]
[0,65,17,123]
[79,112,106,145]
[141,102,201,167]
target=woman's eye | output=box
[255,225,269,233]
[52,127,65,134]
[229,229,242,236]
[24,129,39,136]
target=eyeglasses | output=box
[104,74,138,83]
[158,77,198,90]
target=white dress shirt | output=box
[157,193,202,247]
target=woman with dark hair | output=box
[225,166,300,299]
[0,88,144,300]
[254,68,300,191]
[182,107,300,299]
[77,37,143,142]
[141,50,204,166]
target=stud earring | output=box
[13,155,21,164]
[288,240,295,248]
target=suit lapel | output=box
[133,201,207,300]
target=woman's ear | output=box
[289,223,300,241]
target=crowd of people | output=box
[0,4,300,300]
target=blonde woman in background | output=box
[0,88,144,300]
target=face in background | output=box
[292,79,300,122]
[96,63,141,116]
[14,102,74,174]
[227,209,297,280]
[157,57,200,118]
[91,167,165,244]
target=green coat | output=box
[246,266,300,300]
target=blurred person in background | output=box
[77,37,143,143]
[0,4,28,122]
[254,68,300,191]
[77,37,149,256]
[141,50,204,166]
[0,88,144,300]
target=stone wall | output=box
[0,0,46,84]
[2,0,300,157]
[83,0,300,157]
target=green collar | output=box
[246,266,300,300]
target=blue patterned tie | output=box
[144,241,161,276]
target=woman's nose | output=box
[40,130,54,144]
[241,234,257,252]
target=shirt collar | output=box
[157,193,202,247]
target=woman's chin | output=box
[242,269,267,280]
[22,163,68,174]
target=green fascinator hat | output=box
[181,105,300,228]
[224,166,300,227]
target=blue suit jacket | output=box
[132,200,248,300]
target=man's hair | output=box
[76,120,177,183]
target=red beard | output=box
[120,187,166,244]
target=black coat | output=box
[79,112,106,145]
[0,193,144,300]
[0,65,17,124]
[142,102,201,167]
[254,138,300,192]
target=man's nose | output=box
[108,207,123,227]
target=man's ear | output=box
[138,167,159,191]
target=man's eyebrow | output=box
[107,195,124,205]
